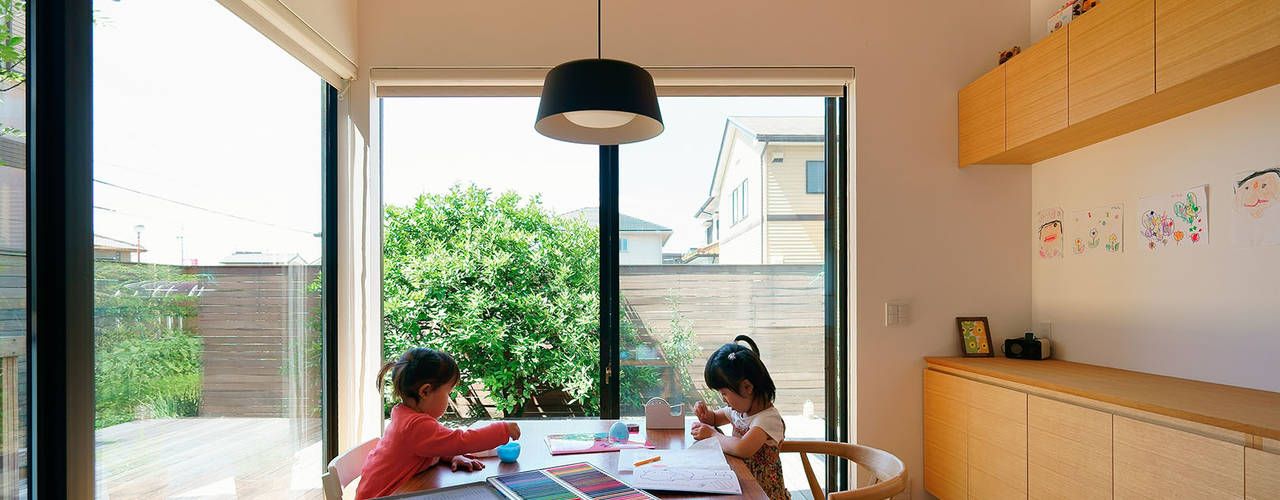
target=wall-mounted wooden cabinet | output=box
[1069,0,1155,124]
[1156,0,1280,91]
[1005,27,1068,149]
[957,0,1280,167]
[958,66,1006,167]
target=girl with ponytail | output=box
[692,335,790,499]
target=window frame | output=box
[373,89,851,492]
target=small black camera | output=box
[1004,332,1051,360]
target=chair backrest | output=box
[778,440,907,500]
[322,437,380,500]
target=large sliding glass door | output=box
[380,93,849,496]
[90,1,329,497]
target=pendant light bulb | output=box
[563,110,637,129]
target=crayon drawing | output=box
[1070,204,1124,255]
[1138,185,1209,250]
[1232,167,1280,247]
[1035,207,1064,259]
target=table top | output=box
[392,419,768,499]
[926,356,1280,441]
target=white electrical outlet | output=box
[885,301,909,327]
[1038,320,1053,339]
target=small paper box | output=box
[644,397,685,429]
[1047,0,1080,34]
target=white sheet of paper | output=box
[617,439,730,472]
[1138,185,1209,250]
[617,438,740,495]
[1068,204,1124,255]
[1232,168,1280,247]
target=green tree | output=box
[0,0,25,142]
[382,184,600,414]
[94,262,204,428]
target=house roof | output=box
[727,116,824,142]
[94,234,145,252]
[219,251,307,265]
[562,207,673,245]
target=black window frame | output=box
[27,5,342,493]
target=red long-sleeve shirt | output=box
[356,405,510,499]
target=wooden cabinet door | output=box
[1028,396,1112,500]
[968,381,1027,500]
[1247,447,1280,500]
[958,66,1005,167]
[1113,416,1244,499]
[1006,26,1068,149]
[924,370,969,500]
[1156,0,1280,91]
[1068,0,1155,124]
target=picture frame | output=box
[955,317,994,357]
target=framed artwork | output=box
[956,317,994,357]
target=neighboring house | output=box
[694,116,826,264]
[94,234,145,262]
[219,251,308,266]
[562,207,673,265]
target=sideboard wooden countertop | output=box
[925,356,1280,442]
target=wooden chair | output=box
[779,440,907,500]
[321,437,380,500]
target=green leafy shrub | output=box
[94,263,204,428]
[383,184,600,415]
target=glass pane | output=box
[618,97,830,496]
[93,1,323,497]
[381,97,599,422]
[0,0,25,495]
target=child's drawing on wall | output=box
[1232,167,1280,247]
[1070,204,1123,256]
[1035,207,1064,259]
[1138,185,1209,251]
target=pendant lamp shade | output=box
[535,58,664,145]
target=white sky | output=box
[383,96,823,253]
[92,1,823,263]
[93,0,321,265]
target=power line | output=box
[93,178,318,235]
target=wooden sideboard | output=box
[922,357,1280,500]
[957,0,1280,167]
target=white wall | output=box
[718,129,765,264]
[620,233,664,265]
[352,2,1033,497]
[1032,84,1280,393]
[281,0,357,63]
[1029,0,1065,44]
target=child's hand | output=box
[694,401,714,424]
[506,422,521,440]
[690,422,716,441]
[450,455,485,472]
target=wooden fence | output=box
[619,264,827,417]
[0,252,25,497]
[187,265,321,419]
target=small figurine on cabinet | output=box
[1075,0,1099,15]
[998,46,1021,65]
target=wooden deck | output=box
[95,417,322,499]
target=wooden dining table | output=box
[391,419,769,499]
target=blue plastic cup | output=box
[497,442,520,463]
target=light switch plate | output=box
[885,301,909,327]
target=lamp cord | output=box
[597,0,601,59]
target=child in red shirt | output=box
[355,348,520,499]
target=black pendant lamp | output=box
[535,0,663,145]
